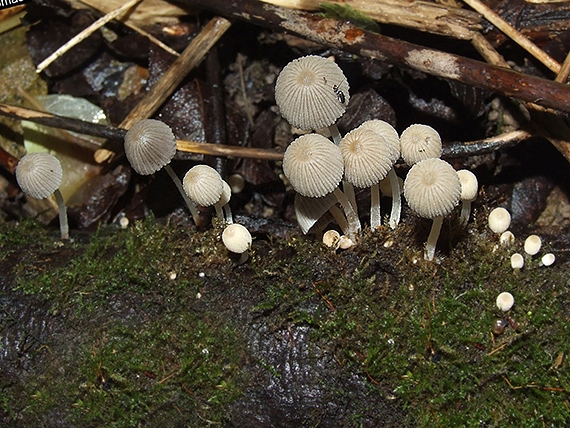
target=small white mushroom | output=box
[541,253,556,267]
[510,253,524,269]
[523,234,542,256]
[456,169,478,225]
[222,223,252,254]
[403,158,461,261]
[488,207,511,234]
[499,231,515,246]
[399,124,442,165]
[322,229,341,250]
[183,165,225,223]
[16,152,69,240]
[496,292,514,312]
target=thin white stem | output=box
[388,168,401,229]
[213,203,225,224]
[164,165,200,225]
[370,183,381,229]
[54,189,69,240]
[222,203,233,224]
[425,216,443,261]
[333,187,361,238]
[328,123,342,145]
[460,200,472,226]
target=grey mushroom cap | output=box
[16,152,63,199]
[400,124,442,165]
[340,127,394,188]
[403,158,461,218]
[283,133,344,198]
[275,55,349,131]
[183,164,224,207]
[124,119,177,175]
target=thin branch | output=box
[36,0,143,74]
[461,0,561,74]
[176,0,570,114]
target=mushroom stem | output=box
[53,189,69,240]
[329,124,359,213]
[329,204,349,235]
[388,168,401,229]
[459,200,472,225]
[425,215,443,261]
[370,183,381,229]
[222,204,233,224]
[164,164,200,224]
[333,187,361,238]
[213,203,225,224]
[328,124,342,145]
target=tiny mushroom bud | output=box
[541,253,556,267]
[222,223,252,254]
[510,253,524,269]
[399,124,442,166]
[283,133,361,237]
[322,229,341,250]
[524,234,542,256]
[499,231,515,246]
[496,292,515,312]
[124,119,200,224]
[16,152,69,240]
[403,158,461,261]
[488,207,511,234]
[456,169,478,225]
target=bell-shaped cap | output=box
[124,119,177,175]
[16,152,63,199]
[275,55,349,131]
[283,133,344,198]
[357,119,400,164]
[403,158,461,219]
[457,169,478,202]
[222,223,252,253]
[183,164,224,207]
[340,127,394,188]
[400,124,442,165]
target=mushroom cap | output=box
[496,292,515,312]
[488,207,511,234]
[541,253,555,266]
[294,192,337,234]
[357,119,400,163]
[275,55,349,131]
[400,124,442,165]
[322,229,341,249]
[340,127,394,188]
[403,158,461,219]
[16,152,63,199]
[183,164,224,207]
[510,253,524,269]
[524,234,542,255]
[222,223,252,253]
[457,169,478,201]
[499,230,515,246]
[283,133,344,198]
[124,119,177,175]
[217,181,232,206]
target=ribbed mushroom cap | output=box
[283,133,344,198]
[183,164,224,207]
[340,127,394,188]
[400,124,442,165]
[275,55,349,131]
[16,152,63,199]
[222,223,252,253]
[488,207,511,233]
[403,158,461,219]
[457,169,478,201]
[357,119,400,164]
[124,119,177,175]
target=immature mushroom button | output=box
[488,207,511,234]
[400,124,442,165]
[222,223,252,254]
[403,158,461,261]
[274,55,349,132]
[510,253,524,269]
[496,292,515,312]
[15,152,69,240]
[524,234,542,255]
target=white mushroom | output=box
[222,223,252,254]
[524,235,542,256]
[488,207,511,234]
[510,253,524,269]
[183,165,225,224]
[403,158,461,261]
[456,169,478,225]
[496,292,514,312]
[399,124,442,166]
[16,152,69,240]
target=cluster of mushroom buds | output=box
[275,55,479,260]
[487,207,555,269]
[124,119,252,259]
